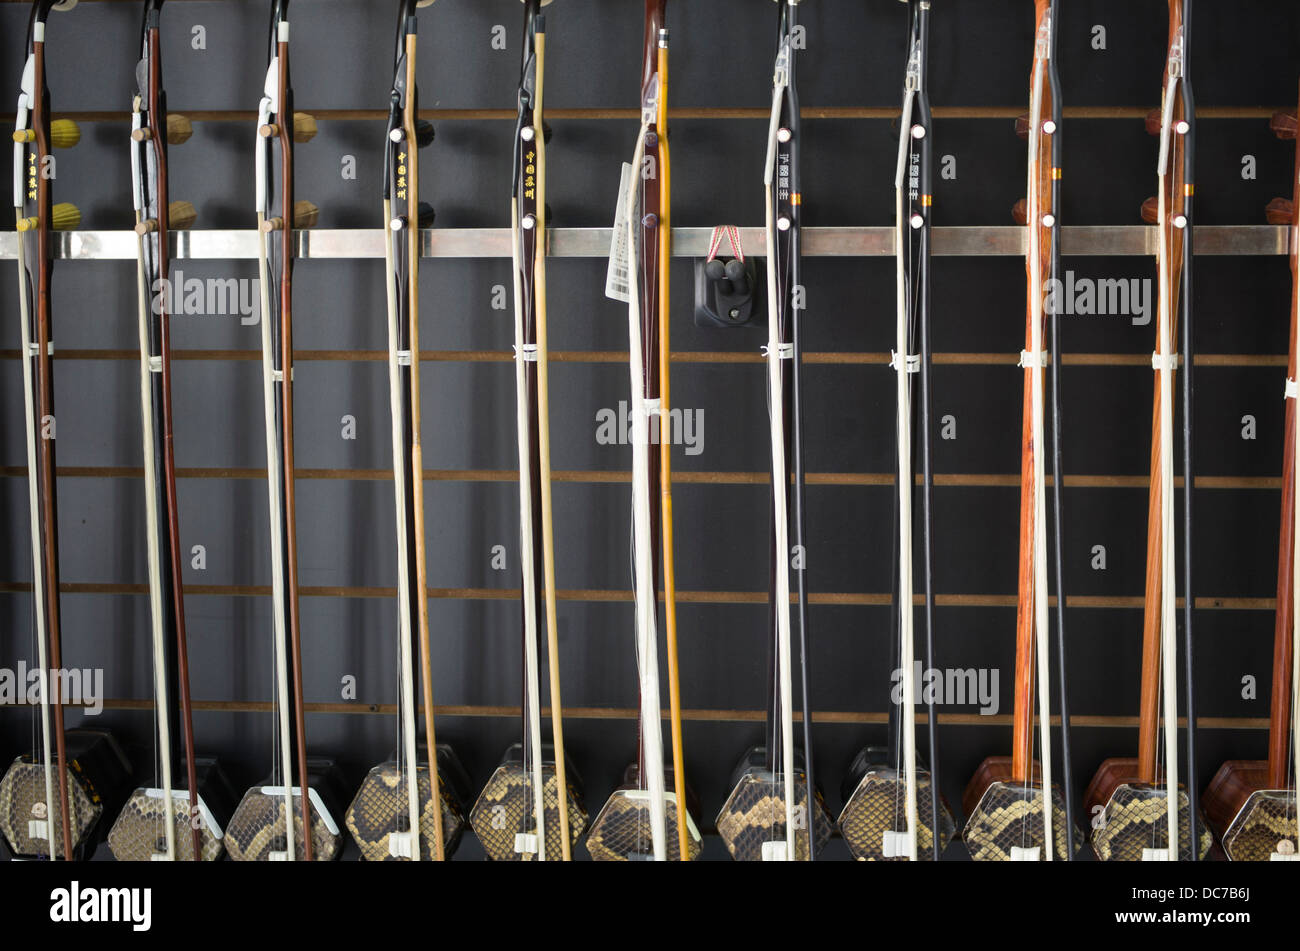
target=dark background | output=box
[0,0,1296,860]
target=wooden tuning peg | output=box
[16,120,80,148]
[414,119,435,148]
[293,200,319,229]
[136,201,199,235]
[169,200,197,230]
[293,112,317,143]
[1271,110,1298,141]
[51,202,81,230]
[1266,197,1294,225]
[1141,196,1159,224]
[50,119,81,148]
[1012,199,1028,226]
[1015,113,1030,140]
[1144,108,1162,137]
[167,114,193,145]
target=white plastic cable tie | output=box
[1151,351,1179,371]
[762,343,794,360]
[514,344,539,363]
[1018,349,1048,369]
[1285,377,1297,401]
[642,398,662,418]
[396,349,412,367]
[149,356,162,374]
[890,350,920,373]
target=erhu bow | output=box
[0,0,133,863]
[468,0,586,862]
[1084,0,1207,863]
[1203,42,1300,864]
[345,0,470,862]
[587,0,700,862]
[105,0,231,863]
[715,0,832,863]
[837,0,955,862]
[223,0,351,862]
[963,0,1079,861]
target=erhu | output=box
[107,0,239,863]
[224,0,351,862]
[468,0,587,862]
[715,0,833,863]
[1202,51,1300,865]
[837,0,955,862]
[0,0,132,862]
[962,0,1080,861]
[586,0,701,862]
[1084,0,1208,863]
[345,0,470,861]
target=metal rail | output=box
[0,225,1288,260]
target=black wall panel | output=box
[1,0,1297,860]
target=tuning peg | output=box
[1141,196,1159,224]
[1012,199,1028,226]
[293,200,319,229]
[417,202,435,229]
[415,119,435,148]
[1015,113,1030,141]
[1271,110,1298,141]
[1266,197,1294,225]
[167,114,193,145]
[52,202,81,230]
[293,112,317,143]
[137,200,199,235]
[51,119,80,148]
[169,200,197,230]
[13,119,80,148]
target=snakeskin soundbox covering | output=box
[106,757,237,861]
[345,762,465,861]
[964,781,1077,861]
[586,789,703,861]
[1092,783,1211,861]
[0,729,132,859]
[715,768,833,861]
[107,790,225,861]
[1220,790,1299,861]
[470,762,588,861]
[837,766,956,861]
[225,759,350,861]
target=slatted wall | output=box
[0,0,1297,859]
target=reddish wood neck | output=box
[1268,78,1300,787]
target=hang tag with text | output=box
[605,162,634,303]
